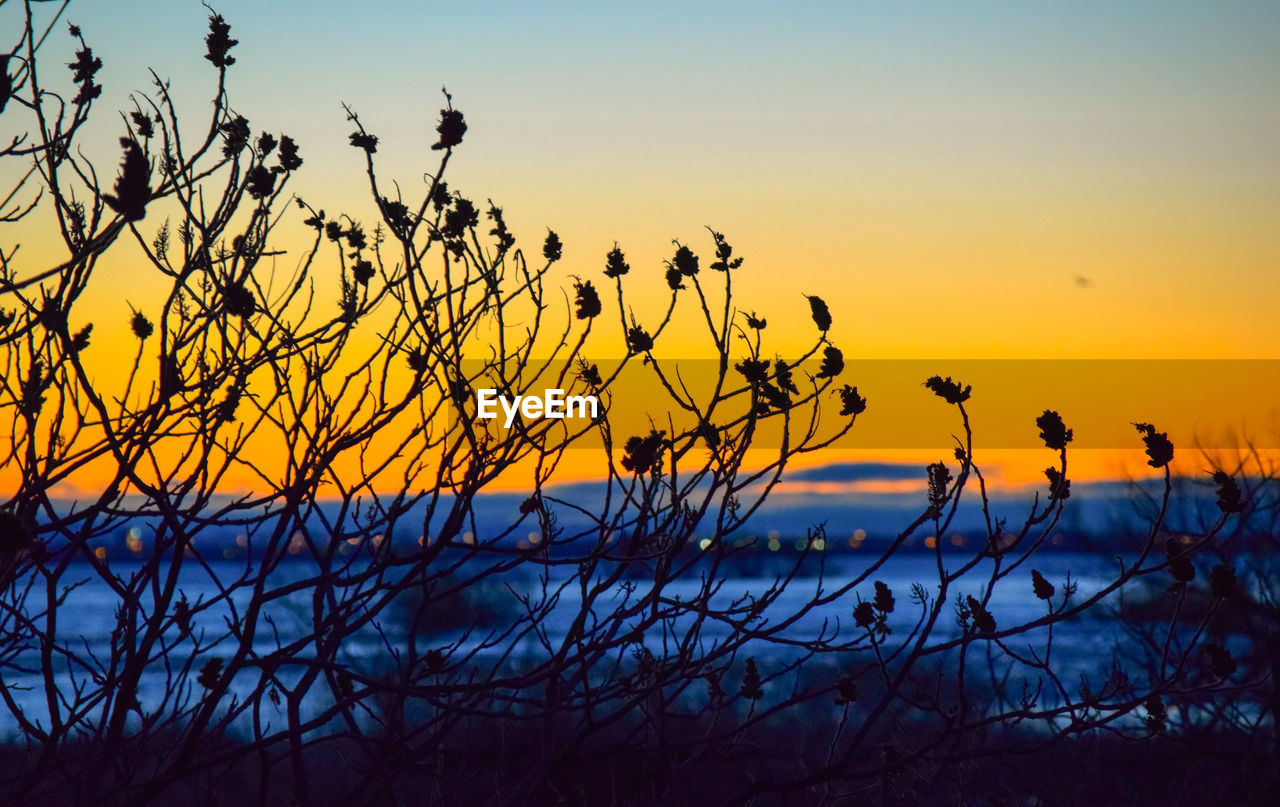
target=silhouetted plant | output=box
[0,6,1271,807]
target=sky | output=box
[50,0,1280,358]
[7,0,1280,491]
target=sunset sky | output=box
[51,0,1280,356]
[9,1,1280,491]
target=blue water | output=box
[0,551,1147,737]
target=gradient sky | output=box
[9,0,1280,491]
[36,0,1280,359]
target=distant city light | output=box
[126,526,143,554]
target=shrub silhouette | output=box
[0,6,1273,806]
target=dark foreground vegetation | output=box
[1,4,1277,804]
[2,706,1277,806]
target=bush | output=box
[0,6,1273,805]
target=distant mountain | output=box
[48,462,1228,561]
